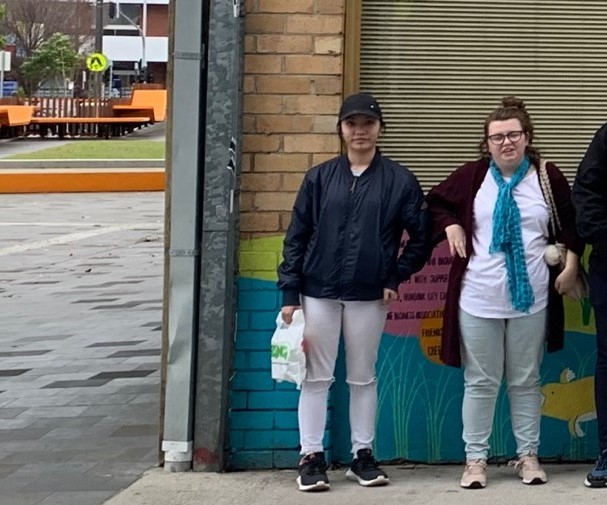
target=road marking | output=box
[0,222,161,227]
[0,224,162,257]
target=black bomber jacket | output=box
[573,123,607,273]
[277,151,431,307]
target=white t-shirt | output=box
[459,168,550,318]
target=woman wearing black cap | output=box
[278,93,430,491]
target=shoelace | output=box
[303,457,326,475]
[508,456,540,471]
[595,453,607,471]
[359,454,380,471]
[466,460,487,473]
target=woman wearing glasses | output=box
[426,96,583,489]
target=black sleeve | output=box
[391,176,432,287]
[277,174,314,306]
[547,162,585,256]
[572,124,607,245]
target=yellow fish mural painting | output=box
[541,368,595,437]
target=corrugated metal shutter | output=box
[359,0,607,191]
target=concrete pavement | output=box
[0,138,71,159]
[0,192,164,505]
[1,191,604,505]
[103,463,605,505]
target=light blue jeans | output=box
[459,307,547,460]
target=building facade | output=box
[225,0,607,470]
[101,0,169,87]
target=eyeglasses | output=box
[487,130,524,145]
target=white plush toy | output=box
[544,244,563,267]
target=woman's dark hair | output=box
[478,96,541,166]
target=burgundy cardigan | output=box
[426,158,585,368]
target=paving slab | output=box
[0,192,163,505]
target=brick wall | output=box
[147,62,166,87]
[229,0,346,470]
[240,0,345,239]
[230,276,301,469]
[146,5,169,37]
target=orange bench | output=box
[113,89,167,122]
[0,105,39,127]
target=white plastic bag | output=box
[271,309,306,389]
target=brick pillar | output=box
[241,0,345,238]
[229,0,346,470]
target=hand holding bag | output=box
[538,160,589,301]
[271,309,306,388]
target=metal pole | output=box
[109,61,113,96]
[114,4,146,82]
[141,35,147,81]
[95,0,103,53]
[161,0,207,473]
[158,0,175,464]
[142,0,147,76]
[192,0,243,472]
[94,0,103,100]
[0,52,5,99]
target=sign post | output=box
[86,52,109,116]
[0,51,11,99]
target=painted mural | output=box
[233,235,597,465]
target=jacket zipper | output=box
[340,175,358,295]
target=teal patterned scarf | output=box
[489,156,534,312]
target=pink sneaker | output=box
[510,454,547,485]
[460,459,487,489]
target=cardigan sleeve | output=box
[426,163,476,246]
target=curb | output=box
[0,159,165,169]
[0,167,165,193]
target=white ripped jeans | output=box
[298,295,387,456]
[459,307,547,460]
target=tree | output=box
[0,4,6,48]
[21,33,81,93]
[0,0,92,95]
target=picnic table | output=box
[0,91,167,139]
[113,89,167,123]
[0,105,39,127]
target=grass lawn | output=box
[6,140,165,160]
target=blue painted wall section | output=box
[229,239,599,468]
[228,278,332,469]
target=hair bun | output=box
[501,96,526,111]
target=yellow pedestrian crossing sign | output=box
[86,53,109,72]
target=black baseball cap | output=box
[338,93,383,121]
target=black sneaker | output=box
[585,449,607,488]
[297,452,330,492]
[345,448,389,487]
